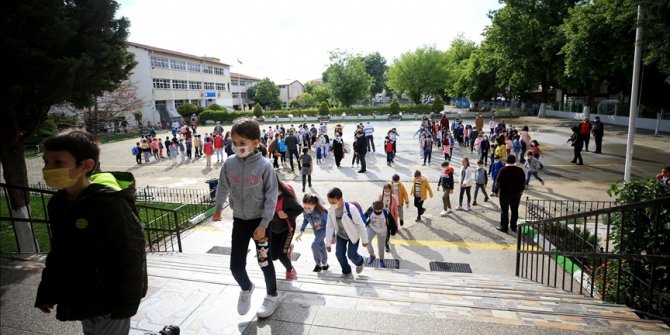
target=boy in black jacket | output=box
[35,129,147,335]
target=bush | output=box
[208,104,224,111]
[318,101,330,116]
[253,103,263,118]
[432,96,444,113]
[389,98,400,115]
[199,110,252,124]
[177,103,199,118]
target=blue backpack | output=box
[344,201,366,224]
[131,146,139,155]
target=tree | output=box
[360,52,388,97]
[208,104,225,111]
[387,46,448,104]
[641,0,670,83]
[177,103,199,119]
[85,80,148,134]
[252,103,263,118]
[323,50,373,107]
[432,96,444,113]
[295,92,316,108]
[0,0,135,252]
[389,98,400,115]
[462,45,501,102]
[444,34,478,98]
[318,101,330,116]
[252,78,282,109]
[311,84,332,104]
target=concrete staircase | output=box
[141,252,670,335]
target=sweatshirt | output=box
[215,151,278,228]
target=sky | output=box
[117,0,503,84]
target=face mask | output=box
[233,145,253,158]
[42,167,79,189]
[384,191,391,196]
[374,210,382,215]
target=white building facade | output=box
[278,80,305,106]
[230,72,260,111]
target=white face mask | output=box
[233,145,253,158]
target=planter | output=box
[389,114,401,120]
[255,117,265,123]
[318,116,331,122]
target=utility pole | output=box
[624,5,643,182]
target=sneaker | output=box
[237,283,254,315]
[440,210,448,216]
[341,272,354,280]
[367,255,376,265]
[484,198,489,202]
[256,293,281,318]
[541,180,545,186]
[456,206,463,210]
[472,202,478,206]
[465,206,471,212]
[160,325,181,335]
[447,209,453,213]
[490,192,495,196]
[356,262,364,274]
[420,208,426,215]
[313,264,322,272]
[286,267,297,281]
[379,260,386,269]
[321,264,330,271]
[385,244,390,252]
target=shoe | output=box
[456,206,463,210]
[309,184,312,187]
[286,267,297,281]
[422,163,426,166]
[379,260,386,269]
[440,210,448,216]
[490,192,495,196]
[484,198,489,202]
[447,209,452,213]
[313,264,322,272]
[576,163,583,165]
[511,228,517,233]
[367,255,376,265]
[465,206,471,212]
[541,180,545,186]
[570,160,576,163]
[415,217,422,222]
[321,264,329,271]
[356,262,365,274]
[496,227,508,233]
[472,202,477,206]
[237,283,254,315]
[341,272,354,280]
[385,244,390,252]
[400,220,404,226]
[420,208,426,215]
[160,325,181,335]
[256,293,281,318]
[357,170,366,173]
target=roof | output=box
[127,41,230,66]
[278,80,303,87]
[230,72,261,81]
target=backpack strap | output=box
[276,197,293,235]
[344,202,353,222]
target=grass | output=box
[97,131,142,144]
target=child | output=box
[489,155,504,197]
[168,140,178,164]
[185,137,193,160]
[480,135,490,166]
[472,160,489,205]
[297,193,329,272]
[391,174,410,227]
[379,183,400,252]
[299,147,313,192]
[36,129,147,333]
[365,200,390,269]
[505,136,514,156]
[384,136,394,166]
[141,139,151,163]
[524,151,545,187]
[203,137,214,167]
[178,138,186,162]
[530,140,545,169]
[164,137,172,158]
[512,135,522,164]
[325,187,369,279]
[212,118,281,319]
[151,138,159,160]
[457,157,474,211]
[442,134,451,162]
[158,137,165,159]
[437,161,455,216]
[314,136,323,164]
[269,178,303,280]
[422,134,433,166]
[134,142,142,164]
[412,170,433,222]
[193,134,201,158]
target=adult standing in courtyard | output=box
[495,155,525,233]
[364,122,375,153]
[591,116,604,154]
[475,113,484,134]
[579,117,592,151]
[355,129,368,173]
[285,130,301,172]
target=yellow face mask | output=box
[42,167,79,189]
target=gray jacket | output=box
[475,167,488,185]
[215,152,278,228]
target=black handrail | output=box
[517,196,670,324]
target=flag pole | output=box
[624,5,643,182]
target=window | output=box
[174,100,188,108]
[172,80,188,89]
[188,62,201,72]
[155,100,167,111]
[189,81,203,90]
[214,67,226,76]
[231,80,239,86]
[216,83,226,91]
[241,92,247,98]
[151,56,169,68]
[153,78,171,89]
[203,66,213,74]
[203,82,215,90]
[239,80,246,86]
[232,93,240,98]
[170,59,187,71]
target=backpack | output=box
[344,201,366,224]
[224,139,234,155]
[363,207,398,235]
[131,146,139,155]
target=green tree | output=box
[444,34,478,98]
[295,92,315,108]
[360,52,388,96]
[463,45,501,102]
[1,0,135,242]
[252,103,263,118]
[252,78,282,109]
[641,0,670,83]
[311,84,332,104]
[177,103,199,118]
[318,101,330,116]
[389,97,400,115]
[323,50,373,107]
[432,96,444,113]
[387,46,448,104]
[208,103,225,111]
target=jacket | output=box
[474,167,488,185]
[301,209,328,232]
[438,167,455,190]
[215,151,278,228]
[35,172,147,321]
[326,202,369,246]
[391,181,410,205]
[459,166,475,187]
[378,193,400,223]
[355,134,367,154]
[269,194,303,233]
[412,177,434,201]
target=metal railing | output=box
[517,196,670,323]
[525,197,615,222]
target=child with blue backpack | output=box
[297,193,329,272]
[512,135,522,164]
[325,187,369,279]
[364,200,391,269]
[489,155,504,197]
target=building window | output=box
[174,100,188,108]
[189,81,203,90]
[232,93,240,98]
[188,62,201,72]
[216,83,226,91]
[241,92,247,98]
[214,67,226,76]
[155,100,167,111]
[231,80,239,86]
[153,78,171,89]
[203,82,215,90]
[239,80,247,86]
[170,59,187,71]
[203,66,213,74]
[151,56,169,68]
[172,80,188,89]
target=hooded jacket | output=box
[438,167,455,190]
[35,171,147,321]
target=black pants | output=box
[230,217,277,295]
[572,148,583,164]
[594,135,603,153]
[481,150,489,165]
[358,152,367,172]
[473,184,488,202]
[520,142,527,163]
[351,153,360,165]
[270,224,295,272]
[414,197,424,219]
[302,174,312,189]
[135,154,142,164]
[288,149,300,171]
[423,150,432,164]
[366,136,375,152]
[459,186,471,206]
[499,193,521,231]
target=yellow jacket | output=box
[412,177,433,201]
[392,181,410,205]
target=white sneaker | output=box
[237,283,254,315]
[465,206,471,212]
[341,272,354,280]
[356,263,364,274]
[256,293,281,318]
[440,210,448,216]
[456,206,463,210]
[447,209,453,213]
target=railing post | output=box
[516,227,522,276]
[174,210,182,252]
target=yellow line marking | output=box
[390,239,516,250]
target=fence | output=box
[517,196,670,323]
[525,198,615,222]
[1,183,215,254]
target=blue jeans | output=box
[312,228,328,265]
[526,171,544,186]
[335,236,364,274]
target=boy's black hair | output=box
[231,118,261,140]
[327,187,343,200]
[302,147,309,154]
[43,129,100,176]
[392,174,400,181]
[372,200,383,211]
[414,170,422,177]
[494,155,501,160]
[477,160,484,165]
[441,161,449,167]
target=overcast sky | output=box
[117,0,502,84]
